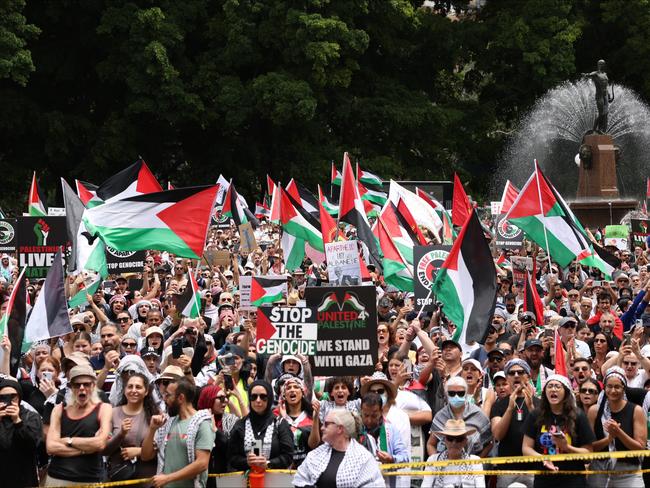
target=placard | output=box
[630,219,649,248]
[204,249,231,268]
[510,256,533,285]
[414,245,450,311]
[238,275,254,310]
[105,247,146,273]
[494,214,524,249]
[305,286,377,376]
[16,217,69,278]
[238,222,258,254]
[325,241,361,285]
[256,306,318,355]
[0,219,17,252]
[490,201,502,215]
[605,224,629,250]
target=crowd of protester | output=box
[1,221,650,488]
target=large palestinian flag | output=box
[28,172,48,216]
[75,180,102,208]
[432,210,497,346]
[377,217,413,291]
[0,267,27,376]
[83,185,219,259]
[286,179,319,218]
[24,249,73,348]
[96,159,163,204]
[251,277,287,306]
[178,271,201,318]
[222,182,258,227]
[280,188,324,252]
[452,173,472,228]
[338,152,382,270]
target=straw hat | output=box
[360,371,397,400]
[432,419,476,437]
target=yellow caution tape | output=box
[383,469,650,476]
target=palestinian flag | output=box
[268,182,281,223]
[28,172,48,217]
[215,174,230,205]
[96,159,163,204]
[167,182,175,190]
[222,182,249,227]
[416,188,455,244]
[83,185,219,259]
[286,179,319,218]
[62,178,107,276]
[555,328,568,377]
[321,195,339,217]
[377,217,413,291]
[499,180,520,215]
[523,271,544,325]
[373,202,416,265]
[23,249,73,348]
[358,180,387,207]
[318,185,338,245]
[338,152,382,270]
[452,173,472,228]
[356,164,383,188]
[396,199,427,245]
[331,163,342,186]
[591,241,620,278]
[267,175,277,197]
[178,270,201,318]
[389,181,442,236]
[359,253,373,284]
[432,210,497,346]
[255,201,270,219]
[251,276,286,306]
[75,180,102,208]
[280,187,324,252]
[505,163,611,276]
[68,273,103,308]
[281,232,305,271]
[0,267,27,376]
[496,250,509,268]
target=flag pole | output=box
[534,160,553,273]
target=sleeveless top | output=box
[48,403,104,482]
[594,400,638,463]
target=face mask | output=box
[448,395,466,409]
[380,393,388,407]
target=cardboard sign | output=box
[510,256,533,285]
[256,306,318,355]
[605,225,629,250]
[238,275,254,310]
[414,245,450,311]
[204,249,231,268]
[239,222,258,254]
[105,247,146,274]
[16,217,69,278]
[0,219,17,252]
[630,219,650,248]
[490,201,502,215]
[305,286,377,376]
[325,241,361,285]
[494,214,524,249]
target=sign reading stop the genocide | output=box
[256,306,318,356]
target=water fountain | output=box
[496,74,650,227]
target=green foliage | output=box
[0,0,39,85]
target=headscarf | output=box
[247,380,275,434]
[109,295,127,305]
[198,384,223,429]
[109,355,155,406]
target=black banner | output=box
[211,206,231,229]
[16,217,69,278]
[304,285,377,376]
[630,219,650,249]
[494,214,524,249]
[0,219,17,252]
[414,245,451,311]
[105,247,146,274]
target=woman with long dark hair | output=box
[103,373,160,484]
[577,378,601,414]
[590,332,614,382]
[228,380,294,471]
[587,367,646,487]
[275,377,314,467]
[522,374,595,488]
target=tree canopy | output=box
[0,0,648,212]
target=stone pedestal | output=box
[576,134,618,198]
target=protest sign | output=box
[490,201,501,215]
[204,249,230,268]
[631,219,650,248]
[0,219,17,252]
[494,214,524,249]
[239,275,254,310]
[256,306,318,355]
[239,222,258,253]
[414,245,450,311]
[47,207,66,216]
[305,285,377,376]
[510,256,533,285]
[105,247,146,273]
[605,224,629,250]
[325,241,361,285]
[16,217,69,278]
[211,206,230,229]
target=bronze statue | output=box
[582,59,615,133]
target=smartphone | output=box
[172,339,183,359]
[543,327,555,338]
[224,373,234,391]
[592,280,602,287]
[552,431,565,437]
[253,439,262,456]
[42,371,53,381]
[403,358,413,374]
[103,280,116,292]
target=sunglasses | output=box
[159,379,173,386]
[623,361,638,366]
[447,391,465,397]
[445,435,467,443]
[580,388,598,395]
[251,393,268,401]
[573,366,590,372]
[507,370,526,376]
[369,388,385,395]
[0,393,17,404]
[215,396,227,402]
[122,342,137,348]
[71,381,93,389]
[594,338,607,343]
[561,323,577,329]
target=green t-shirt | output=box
[163,416,216,488]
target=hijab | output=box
[247,379,275,434]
